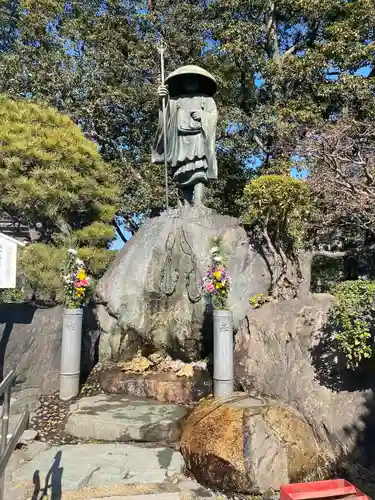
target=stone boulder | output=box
[234,293,373,457]
[95,206,270,362]
[180,393,324,494]
[0,303,99,395]
[100,366,212,404]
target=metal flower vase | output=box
[60,307,83,401]
[213,309,234,398]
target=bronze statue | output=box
[152,65,218,207]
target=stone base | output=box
[180,392,327,494]
[100,368,212,404]
[65,394,188,443]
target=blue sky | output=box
[110,226,132,250]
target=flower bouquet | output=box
[62,248,90,309]
[201,238,232,310]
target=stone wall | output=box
[0,303,99,394]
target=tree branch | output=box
[282,20,320,63]
[254,133,272,154]
[113,217,129,243]
[313,250,349,259]
[266,2,280,66]
[283,44,297,58]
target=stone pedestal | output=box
[100,367,212,404]
[65,394,188,442]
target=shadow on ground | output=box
[330,392,375,498]
[31,450,63,500]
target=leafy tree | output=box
[1,0,374,225]
[206,0,375,172]
[242,175,310,298]
[0,95,119,299]
[0,0,374,266]
[299,117,375,288]
[304,119,375,251]
[241,173,361,299]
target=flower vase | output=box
[59,307,83,401]
[213,309,234,398]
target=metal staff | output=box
[156,38,169,212]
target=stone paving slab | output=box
[65,394,188,442]
[5,441,51,500]
[63,493,190,500]
[87,495,184,500]
[13,443,185,494]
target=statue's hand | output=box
[158,84,169,99]
[191,110,202,121]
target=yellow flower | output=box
[77,269,86,280]
[215,283,222,289]
[76,287,84,297]
[213,271,221,280]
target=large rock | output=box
[95,206,270,362]
[100,367,212,404]
[180,393,324,494]
[0,303,99,395]
[65,394,188,442]
[234,293,373,457]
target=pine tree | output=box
[0,94,119,299]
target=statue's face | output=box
[183,75,199,94]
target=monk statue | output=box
[151,65,218,207]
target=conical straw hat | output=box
[165,65,217,97]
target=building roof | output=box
[0,215,29,244]
[0,232,26,247]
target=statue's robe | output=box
[152,94,218,188]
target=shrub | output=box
[330,280,375,369]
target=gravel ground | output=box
[29,392,78,444]
[29,363,109,445]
